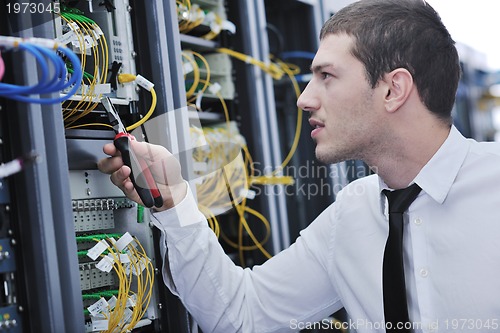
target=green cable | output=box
[67,67,94,80]
[77,249,113,258]
[76,233,123,243]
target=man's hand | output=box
[97,140,187,211]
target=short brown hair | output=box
[321,0,461,124]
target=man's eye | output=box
[321,72,332,79]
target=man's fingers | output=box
[110,165,131,188]
[97,155,125,174]
[103,142,119,156]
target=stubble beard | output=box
[314,141,360,165]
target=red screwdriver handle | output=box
[113,134,163,208]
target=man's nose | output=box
[297,81,319,112]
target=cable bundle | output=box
[57,6,110,128]
[177,0,230,40]
[85,232,154,332]
[0,36,82,104]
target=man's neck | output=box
[366,124,451,189]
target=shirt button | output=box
[419,268,429,278]
[414,218,422,225]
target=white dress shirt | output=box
[151,126,500,333]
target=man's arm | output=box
[98,141,343,332]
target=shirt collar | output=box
[378,125,470,204]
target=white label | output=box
[135,74,154,91]
[87,240,108,261]
[183,61,194,74]
[93,83,111,95]
[83,35,96,49]
[222,20,236,34]
[115,232,133,251]
[119,253,131,264]
[240,188,256,200]
[209,20,222,35]
[91,315,109,331]
[87,297,109,317]
[91,29,100,41]
[69,22,80,31]
[132,257,148,276]
[78,84,89,95]
[94,25,103,36]
[107,296,117,311]
[96,255,114,273]
[208,82,221,95]
[121,308,133,324]
[126,294,137,308]
[56,30,76,46]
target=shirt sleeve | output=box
[151,183,343,333]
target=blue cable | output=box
[0,43,50,95]
[0,42,82,104]
[18,44,61,95]
[35,45,66,93]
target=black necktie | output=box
[382,183,422,333]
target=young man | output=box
[98,0,500,332]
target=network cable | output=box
[0,36,83,104]
[85,232,154,332]
[65,74,157,131]
[58,7,109,128]
[0,152,39,178]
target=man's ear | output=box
[383,68,413,113]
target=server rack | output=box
[0,0,356,331]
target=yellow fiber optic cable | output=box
[181,51,200,99]
[65,122,112,130]
[217,48,284,80]
[116,73,157,132]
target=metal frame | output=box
[2,3,85,332]
[236,0,291,253]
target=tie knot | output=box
[382,183,422,214]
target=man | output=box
[98,0,500,332]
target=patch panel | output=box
[72,198,134,232]
[79,263,115,291]
[55,0,139,103]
